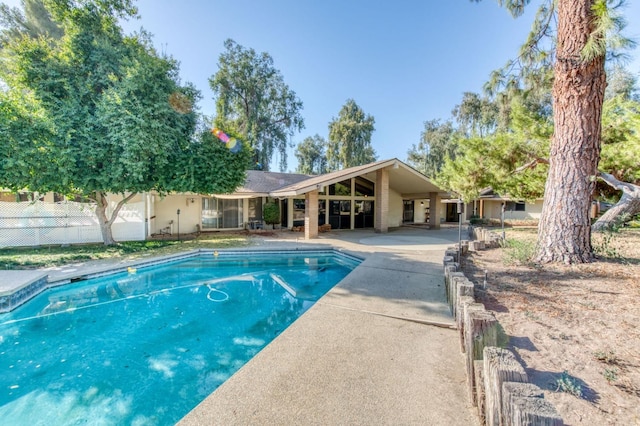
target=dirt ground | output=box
[461,228,640,426]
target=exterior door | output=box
[403,200,414,223]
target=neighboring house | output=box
[468,188,544,222]
[0,158,449,246]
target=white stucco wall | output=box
[152,194,201,235]
[484,199,543,220]
[413,199,429,223]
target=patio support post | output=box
[429,192,441,229]
[305,190,319,240]
[375,168,389,233]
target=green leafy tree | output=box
[406,119,456,178]
[0,0,248,245]
[437,74,639,231]
[452,92,499,137]
[438,97,551,202]
[294,134,327,175]
[327,99,376,171]
[262,201,280,225]
[593,93,640,230]
[209,39,304,172]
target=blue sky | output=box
[4,0,640,171]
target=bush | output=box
[263,202,280,225]
[502,238,536,266]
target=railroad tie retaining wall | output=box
[443,238,562,426]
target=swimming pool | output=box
[0,250,360,425]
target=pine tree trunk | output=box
[535,0,606,264]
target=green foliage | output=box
[436,96,550,202]
[327,99,376,171]
[0,234,250,269]
[452,92,498,137]
[582,0,635,62]
[603,367,619,383]
[295,134,327,175]
[209,39,304,171]
[599,94,640,189]
[555,371,583,398]
[0,0,63,46]
[593,349,618,364]
[502,238,536,266]
[262,201,280,225]
[0,1,247,244]
[406,119,456,178]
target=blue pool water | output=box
[0,251,359,425]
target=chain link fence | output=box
[0,200,145,247]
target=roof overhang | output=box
[270,159,447,198]
[211,193,266,200]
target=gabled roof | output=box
[270,158,446,198]
[478,187,542,201]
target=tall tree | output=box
[209,39,304,172]
[0,0,249,245]
[406,119,456,178]
[436,74,639,230]
[535,0,607,263]
[452,92,499,137]
[327,99,376,171]
[438,96,552,200]
[295,134,327,175]
[474,0,629,264]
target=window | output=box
[248,198,263,221]
[354,177,374,196]
[329,179,351,196]
[505,201,526,212]
[292,198,306,224]
[201,197,243,229]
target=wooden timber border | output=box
[442,226,562,426]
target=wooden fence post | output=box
[483,347,528,426]
[458,297,478,351]
[464,308,498,406]
[503,382,562,426]
[474,360,486,423]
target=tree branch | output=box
[105,192,137,227]
[597,171,640,196]
[512,157,550,174]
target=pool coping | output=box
[0,247,364,313]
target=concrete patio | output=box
[180,226,478,425]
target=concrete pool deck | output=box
[3,226,478,425]
[180,226,479,425]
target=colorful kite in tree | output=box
[212,128,242,153]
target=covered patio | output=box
[270,158,448,240]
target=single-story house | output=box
[467,187,544,222]
[150,158,450,240]
[0,158,450,246]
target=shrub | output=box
[263,202,280,225]
[502,239,536,266]
[555,371,583,398]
